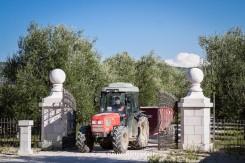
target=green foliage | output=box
[103,52,188,106]
[103,52,136,83]
[200,27,245,119]
[0,23,106,120]
[135,53,161,106]
[157,63,188,98]
[0,22,187,120]
[135,53,187,106]
[0,62,6,76]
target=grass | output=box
[0,146,41,155]
[148,154,162,163]
[148,148,202,163]
[0,146,18,154]
[213,128,245,152]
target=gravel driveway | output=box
[0,144,159,163]
[1,144,244,163]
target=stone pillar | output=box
[39,69,67,149]
[178,68,213,151]
[18,120,33,155]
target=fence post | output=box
[18,120,33,155]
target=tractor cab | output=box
[100,83,139,114]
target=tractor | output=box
[76,82,149,153]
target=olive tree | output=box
[1,23,106,121]
[200,27,245,119]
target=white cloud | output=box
[165,52,201,68]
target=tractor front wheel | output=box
[76,126,94,152]
[112,126,129,153]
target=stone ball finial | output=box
[187,68,204,84]
[49,69,66,84]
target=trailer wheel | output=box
[131,116,149,149]
[112,126,129,153]
[76,126,94,152]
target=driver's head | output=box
[115,96,121,105]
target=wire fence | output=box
[0,117,41,147]
[211,119,245,151]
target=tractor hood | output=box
[92,112,119,119]
[91,112,120,133]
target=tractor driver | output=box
[112,96,125,113]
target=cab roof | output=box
[102,82,139,92]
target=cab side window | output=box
[133,93,139,112]
[126,94,132,114]
[126,93,138,113]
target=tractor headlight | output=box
[97,120,103,125]
[92,120,97,125]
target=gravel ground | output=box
[1,144,244,163]
[0,144,161,163]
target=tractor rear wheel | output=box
[131,116,149,149]
[112,126,129,153]
[76,126,94,152]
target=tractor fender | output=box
[134,111,151,121]
[79,125,91,133]
[130,116,149,149]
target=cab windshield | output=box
[100,92,125,113]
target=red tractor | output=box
[76,82,149,153]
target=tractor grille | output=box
[92,125,104,132]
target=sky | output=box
[0,0,245,67]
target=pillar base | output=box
[182,143,213,152]
[18,120,33,156]
[41,140,62,150]
[18,149,33,155]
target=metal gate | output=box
[61,89,77,149]
[153,91,180,150]
[158,123,180,149]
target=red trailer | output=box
[140,106,174,136]
[140,91,177,136]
